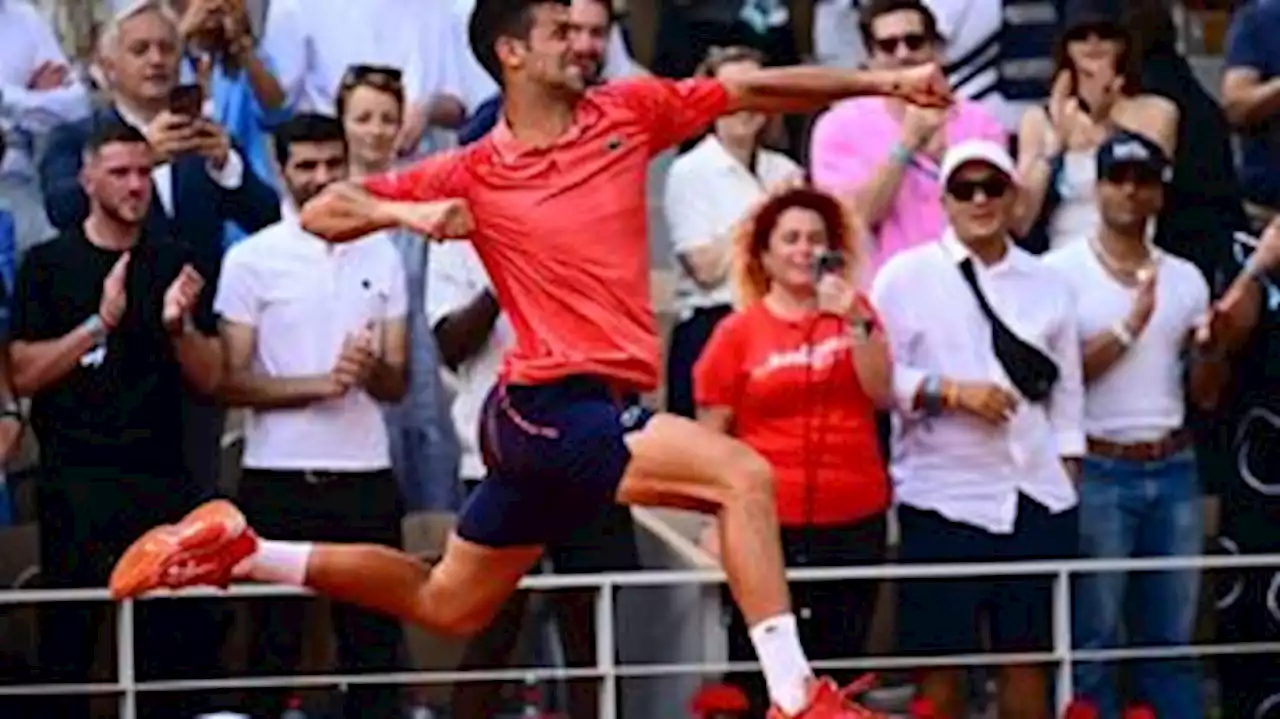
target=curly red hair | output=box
[731,186,867,307]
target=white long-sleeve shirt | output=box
[870,230,1084,534]
[0,0,91,178]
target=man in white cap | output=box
[870,139,1084,719]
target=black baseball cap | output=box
[1096,130,1173,184]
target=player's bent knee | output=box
[720,443,776,507]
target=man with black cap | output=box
[871,139,1083,719]
[1045,130,1226,719]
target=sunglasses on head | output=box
[341,64,404,91]
[1064,22,1125,43]
[946,175,1011,202]
[1101,162,1164,186]
[873,32,929,55]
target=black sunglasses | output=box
[341,64,404,91]
[946,176,1011,202]
[1101,162,1164,187]
[873,32,929,55]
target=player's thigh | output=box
[617,412,771,513]
[426,532,543,633]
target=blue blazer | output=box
[38,106,281,282]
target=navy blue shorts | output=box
[455,376,653,548]
[896,495,1077,655]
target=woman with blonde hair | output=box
[693,185,892,714]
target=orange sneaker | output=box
[766,675,886,719]
[108,499,259,600]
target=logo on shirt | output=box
[750,335,853,379]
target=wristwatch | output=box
[82,314,109,346]
[921,375,945,416]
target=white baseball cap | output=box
[939,139,1019,186]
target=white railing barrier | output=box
[1,553,1277,719]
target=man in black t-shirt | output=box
[7,121,224,718]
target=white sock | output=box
[245,540,313,585]
[749,613,814,716]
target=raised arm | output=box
[722,62,951,116]
[299,149,475,244]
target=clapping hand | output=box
[27,61,70,90]
[329,328,378,394]
[99,253,130,330]
[163,264,204,334]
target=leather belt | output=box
[1086,429,1192,462]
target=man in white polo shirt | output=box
[427,238,641,719]
[213,113,409,719]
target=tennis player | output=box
[110,1,950,715]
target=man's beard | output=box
[575,58,603,85]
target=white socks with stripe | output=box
[750,613,814,716]
[243,539,313,586]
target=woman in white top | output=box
[1014,2,1178,252]
[661,45,802,417]
[337,64,460,510]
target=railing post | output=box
[595,580,618,719]
[117,598,137,719]
[1052,568,1074,715]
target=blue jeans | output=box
[1073,448,1204,719]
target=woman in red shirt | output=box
[693,186,892,712]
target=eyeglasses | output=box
[945,176,1011,202]
[340,64,404,92]
[873,33,929,55]
[1101,163,1164,187]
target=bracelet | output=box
[921,375,945,416]
[889,142,913,165]
[81,314,109,346]
[1111,320,1136,348]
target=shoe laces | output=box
[835,674,885,718]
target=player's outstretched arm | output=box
[300,182,474,243]
[721,62,952,116]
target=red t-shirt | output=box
[694,303,890,527]
[363,77,730,392]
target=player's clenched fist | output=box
[391,199,475,239]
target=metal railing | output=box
[1,552,1277,719]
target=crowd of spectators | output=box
[1,0,1279,717]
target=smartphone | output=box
[813,250,847,281]
[168,84,204,118]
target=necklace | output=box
[1089,236,1158,287]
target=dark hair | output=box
[335,64,406,120]
[1123,0,1179,59]
[1052,20,1142,95]
[857,0,942,51]
[577,0,615,24]
[273,113,347,167]
[85,119,149,155]
[696,45,766,78]
[468,0,569,84]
